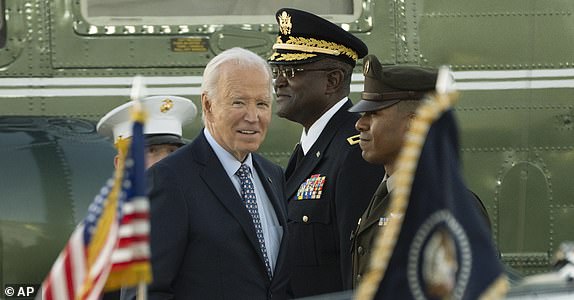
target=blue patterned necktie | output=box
[236,164,272,278]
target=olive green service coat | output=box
[350,180,390,288]
[350,181,491,289]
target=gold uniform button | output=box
[357,246,364,255]
[302,215,309,223]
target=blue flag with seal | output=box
[355,68,508,300]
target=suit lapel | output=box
[253,156,288,277]
[253,156,288,227]
[194,133,263,259]
[286,100,355,198]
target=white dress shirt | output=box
[204,128,283,273]
[299,97,349,155]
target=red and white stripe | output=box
[39,221,119,300]
[110,196,150,270]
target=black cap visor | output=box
[145,134,184,147]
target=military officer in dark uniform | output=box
[268,8,385,297]
[349,55,490,288]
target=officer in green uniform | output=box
[348,55,440,288]
[348,55,491,288]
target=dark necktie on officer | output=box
[285,143,304,180]
[236,164,273,278]
[365,179,388,218]
[295,143,305,165]
[374,180,388,200]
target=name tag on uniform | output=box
[296,174,326,200]
[378,217,389,227]
[378,213,403,226]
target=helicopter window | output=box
[80,0,360,25]
[0,117,116,224]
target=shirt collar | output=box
[300,97,348,154]
[204,128,254,178]
[383,174,395,193]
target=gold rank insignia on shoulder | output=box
[296,174,326,200]
[347,134,360,145]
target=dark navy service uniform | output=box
[286,101,384,296]
[267,8,385,297]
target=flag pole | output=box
[137,284,147,300]
[130,75,148,300]
[435,65,457,107]
[130,75,146,117]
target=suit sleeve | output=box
[145,164,190,299]
[333,144,385,287]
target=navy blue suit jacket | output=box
[134,131,289,300]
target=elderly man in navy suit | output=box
[125,47,289,300]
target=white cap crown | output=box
[97,95,197,144]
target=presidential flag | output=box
[356,72,508,300]
[38,100,151,300]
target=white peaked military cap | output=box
[97,95,197,146]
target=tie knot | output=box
[236,164,251,179]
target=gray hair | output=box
[200,47,272,123]
[314,58,354,93]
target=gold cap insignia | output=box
[278,11,292,35]
[160,98,174,113]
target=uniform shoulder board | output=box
[347,134,360,145]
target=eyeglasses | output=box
[271,66,337,79]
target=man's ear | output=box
[113,154,119,169]
[325,69,344,94]
[201,93,212,116]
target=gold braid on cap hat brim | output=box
[271,36,358,61]
[269,52,318,62]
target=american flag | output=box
[39,107,151,300]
